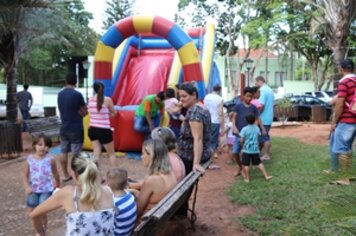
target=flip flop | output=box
[329,180,350,186]
[208,164,220,170]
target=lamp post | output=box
[244,58,253,87]
[82,60,91,103]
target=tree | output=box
[308,0,356,70]
[103,0,134,30]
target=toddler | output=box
[107,168,137,236]
[23,134,60,235]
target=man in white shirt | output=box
[204,85,224,155]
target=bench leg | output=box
[188,180,199,231]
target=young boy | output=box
[107,168,137,236]
[240,113,273,182]
[232,87,266,176]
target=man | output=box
[134,91,165,139]
[58,73,87,181]
[329,59,356,185]
[255,76,274,161]
[17,84,33,132]
[203,85,224,155]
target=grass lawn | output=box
[229,137,356,236]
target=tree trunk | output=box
[311,64,319,91]
[5,33,19,122]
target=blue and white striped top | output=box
[114,191,137,236]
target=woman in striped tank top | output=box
[88,82,117,167]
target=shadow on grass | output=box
[229,137,356,235]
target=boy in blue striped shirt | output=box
[107,168,137,236]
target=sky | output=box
[84,0,179,33]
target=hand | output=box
[193,163,205,174]
[25,186,33,195]
[261,129,267,136]
[330,123,336,132]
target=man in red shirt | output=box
[329,59,356,185]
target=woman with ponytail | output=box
[30,153,115,235]
[88,81,117,167]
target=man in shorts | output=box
[255,76,274,161]
[58,73,87,181]
[329,59,356,185]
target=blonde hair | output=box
[107,168,128,191]
[143,139,171,175]
[71,153,101,210]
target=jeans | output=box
[21,109,30,132]
[232,136,242,154]
[329,122,356,171]
[210,123,220,151]
[27,192,52,208]
[134,115,160,139]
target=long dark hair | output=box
[93,82,104,111]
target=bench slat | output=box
[133,160,211,236]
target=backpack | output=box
[345,77,356,114]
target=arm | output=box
[30,187,68,234]
[232,112,239,136]
[29,93,33,109]
[218,100,224,133]
[136,178,154,218]
[106,97,116,117]
[78,94,88,117]
[331,96,345,130]
[128,179,143,190]
[22,161,32,195]
[51,158,60,188]
[190,121,205,174]
[258,118,267,135]
[159,104,165,126]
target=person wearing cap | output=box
[134,91,165,139]
[329,59,356,185]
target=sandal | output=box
[61,176,72,183]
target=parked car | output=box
[274,95,332,121]
[0,99,44,118]
[223,96,241,113]
[305,91,334,103]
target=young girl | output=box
[23,134,60,235]
[251,86,262,111]
[224,112,236,163]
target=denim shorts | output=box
[259,125,271,143]
[232,136,241,154]
[26,192,52,208]
[331,122,356,154]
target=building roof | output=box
[236,49,278,59]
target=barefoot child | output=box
[23,134,60,235]
[240,114,273,182]
[107,168,137,236]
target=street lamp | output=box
[82,60,91,102]
[244,58,253,86]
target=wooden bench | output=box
[133,160,211,236]
[26,116,61,140]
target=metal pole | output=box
[86,78,88,103]
[76,63,79,88]
[247,68,250,87]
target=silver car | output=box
[0,99,44,118]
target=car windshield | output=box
[326,91,334,96]
[315,92,323,98]
[305,97,323,105]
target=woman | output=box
[88,81,117,167]
[136,139,177,218]
[30,153,115,236]
[164,88,183,138]
[177,82,212,174]
[151,127,186,182]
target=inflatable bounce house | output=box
[84,15,220,152]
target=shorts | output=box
[331,122,356,154]
[227,136,235,145]
[242,153,261,166]
[259,125,271,143]
[88,127,113,144]
[232,136,241,154]
[60,131,83,155]
[26,192,52,208]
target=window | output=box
[314,92,324,98]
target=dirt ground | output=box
[0,123,330,235]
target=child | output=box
[22,134,60,235]
[107,168,137,236]
[240,113,273,182]
[222,112,236,163]
[232,87,266,176]
[251,86,262,111]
